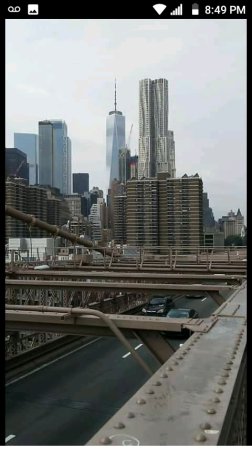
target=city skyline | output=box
[6,19,246,222]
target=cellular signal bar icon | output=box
[170,3,183,15]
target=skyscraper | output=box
[73,173,89,194]
[106,81,125,187]
[119,148,131,183]
[5,148,29,184]
[14,133,38,185]
[138,78,176,179]
[39,120,72,194]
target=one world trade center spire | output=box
[106,80,125,188]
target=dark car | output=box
[185,293,204,299]
[164,308,199,338]
[167,308,199,319]
[142,296,175,317]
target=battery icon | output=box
[192,3,199,15]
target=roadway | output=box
[5,293,218,445]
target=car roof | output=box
[168,308,194,313]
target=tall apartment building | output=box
[126,174,203,249]
[6,178,29,240]
[14,133,38,185]
[39,120,72,194]
[129,155,138,179]
[113,195,127,244]
[5,178,47,239]
[158,173,203,248]
[108,180,126,234]
[126,178,159,247]
[219,209,244,239]
[119,148,131,183]
[138,78,176,179]
[106,81,125,187]
[5,148,29,184]
[64,194,82,217]
[73,173,89,194]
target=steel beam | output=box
[86,316,247,445]
[135,330,175,364]
[5,279,235,295]
[5,205,113,256]
[5,269,245,285]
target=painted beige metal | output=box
[6,269,245,285]
[135,330,175,364]
[5,279,235,295]
[5,306,204,333]
[213,283,246,318]
[86,286,246,446]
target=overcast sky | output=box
[6,19,246,222]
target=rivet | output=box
[214,387,223,394]
[160,373,168,378]
[176,355,183,360]
[206,408,216,414]
[194,432,207,442]
[218,378,227,385]
[227,361,233,365]
[99,436,112,445]
[200,422,212,430]
[167,366,173,371]
[146,389,154,394]
[173,361,178,365]
[211,397,220,403]
[114,422,125,429]
[152,380,162,386]
[182,351,187,355]
[136,398,146,405]
[223,366,231,371]
[127,412,135,418]
[220,372,229,378]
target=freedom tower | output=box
[106,81,125,188]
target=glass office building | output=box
[14,133,38,185]
[106,82,125,188]
[39,120,71,194]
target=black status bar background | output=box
[3,1,248,19]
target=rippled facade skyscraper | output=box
[106,82,125,188]
[138,78,176,179]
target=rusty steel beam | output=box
[31,264,246,274]
[210,292,226,306]
[5,305,206,333]
[135,330,175,364]
[5,279,235,295]
[5,269,245,285]
[5,205,114,256]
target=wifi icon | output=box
[153,3,167,15]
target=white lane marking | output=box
[201,297,207,302]
[6,337,102,387]
[5,435,16,443]
[122,343,143,358]
[134,344,143,350]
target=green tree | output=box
[224,235,243,247]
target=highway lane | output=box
[5,293,218,445]
[6,336,160,445]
